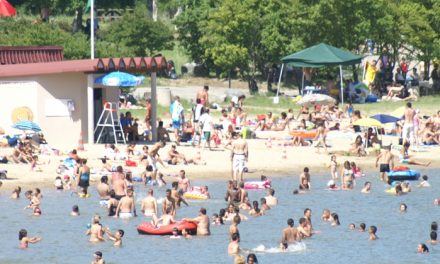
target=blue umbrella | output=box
[12,120,42,132]
[370,114,401,124]
[95,71,145,87]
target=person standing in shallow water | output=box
[77,159,90,196]
[376,145,394,182]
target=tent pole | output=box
[339,65,344,105]
[276,63,284,98]
[301,69,305,95]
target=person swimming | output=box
[71,205,80,216]
[321,209,331,222]
[369,226,378,240]
[331,213,340,226]
[170,227,181,239]
[429,231,438,245]
[400,203,407,213]
[417,243,429,253]
[361,182,371,193]
[418,175,431,187]
[359,223,366,232]
[19,229,41,249]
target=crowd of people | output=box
[1,84,440,263]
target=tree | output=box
[0,18,90,59]
[200,0,302,80]
[174,0,220,67]
[101,3,174,57]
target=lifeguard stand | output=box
[94,102,126,144]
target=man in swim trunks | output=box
[376,145,394,182]
[403,102,415,145]
[299,167,311,191]
[111,166,125,185]
[97,176,110,206]
[115,189,136,219]
[163,189,176,216]
[177,170,191,193]
[171,181,188,207]
[225,132,248,182]
[280,218,300,250]
[228,233,240,255]
[141,189,158,222]
[225,181,241,206]
[184,207,210,236]
[112,173,127,200]
[148,141,166,181]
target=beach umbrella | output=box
[0,0,16,17]
[296,94,336,106]
[353,118,383,127]
[370,114,401,124]
[95,71,145,87]
[12,120,42,132]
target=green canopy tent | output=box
[276,43,362,104]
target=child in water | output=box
[369,226,378,240]
[170,227,181,239]
[329,155,338,180]
[19,229,42,249]
[105,228,124,246]
[418,175,431,188]
[63,175,72,190]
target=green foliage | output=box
[101,3,174,57]
[200,0,303,79]
[0,18,89,59]
[174,0,219,65]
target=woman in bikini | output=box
[341,161,354,190]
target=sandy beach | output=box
[0,130,438,191]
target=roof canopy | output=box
[0,56,167,78]
[281,43,362,67]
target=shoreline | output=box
[0,139,437,191]
[0,148,440,194]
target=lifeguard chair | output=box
[94,102,126,144]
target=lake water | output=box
[0,168,438,264]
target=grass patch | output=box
[158,42,190,75]
[124,95,440,122]
[353,95,440,116]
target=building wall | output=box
[0,81,39,131]
[0,73,120,149]
[35,73,88,148]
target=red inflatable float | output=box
[137,221,197,235]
